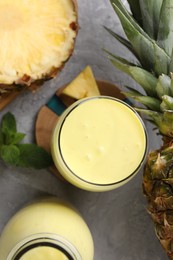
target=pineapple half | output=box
[0,0,78,96]
[106,0,173,259]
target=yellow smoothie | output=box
[0,198,94,260]
[20,247,68,260]
[51,96,147,191]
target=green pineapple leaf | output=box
[127,0,142,26]
[135,109,173,137]
[169,50,173,73]
[104,26,139,60]
[123,91,161,111]
[106,52,157,96]
[156,74,171,99]
[160,95,173,111]
[110,0,150,39]
[170,73,173,96]
[110,0,170,75]
[139,0,163,39]
[157,0,173,56]
[154,111,173,137]
[125,86,143,95]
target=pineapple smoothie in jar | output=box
[51,96,148,192]
[0,198,94,260]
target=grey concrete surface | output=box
[0,1,167,260]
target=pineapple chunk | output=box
[0,0,77,85]
[62,66,100,99]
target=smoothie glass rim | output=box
[7,233,82,260]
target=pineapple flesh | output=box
[61,66,100,99]
[106,0,173,259]
[0,0,77,92]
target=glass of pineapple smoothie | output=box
[0,198,94,260]
[51,96,148,192]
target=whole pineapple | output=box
[0,0,78,97]
[105,0,173,258]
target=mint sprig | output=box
[0,112,53,169]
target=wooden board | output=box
[35,80,125,179]
[0,82,42,111]
[0,92,21,110]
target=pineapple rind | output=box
[143,145,173,258]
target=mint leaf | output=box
[0,129,4,146]
[11,133,26,145]
[1,113,25,145]
[1,112,17,145]
[17,144,53,169]
[3,131,16,145]
[2,112,17,133]
[0,145,20,166]
[0,112,53,169]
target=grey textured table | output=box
[0,1,167,260]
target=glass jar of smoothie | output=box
[0,198,94,260]
[51,96,148,192]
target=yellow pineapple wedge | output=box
[61,66,100,99]
[0,0,78,95]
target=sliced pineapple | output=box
[0,0,77,86]
[62,66,100,99]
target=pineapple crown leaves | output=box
[128,0,163,40]
[105,0,173,137]
[128,74,173,137]
[104,49,158,97]
[122,74,173,110]
[123,86,161,111]
[106,0,173,78]
[135,108,173,137]
[107,0,171,76]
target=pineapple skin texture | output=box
[143,143,173,259]
[0,0,78,96]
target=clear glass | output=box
[51,96,148,192]
[8,234,81,260]
[0,197,94,260]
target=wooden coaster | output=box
[35,80,126,179]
